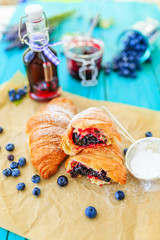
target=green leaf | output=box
[48,10,76,27]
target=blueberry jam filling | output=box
[69,162,111,182]
[73,132,107,147]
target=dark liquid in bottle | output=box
[23,47,61,101]
[67,45,102,80]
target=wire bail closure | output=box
[18,11,49,47]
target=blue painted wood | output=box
[0,227,8,240]
[7,232,25,240]
[0,1,160,239]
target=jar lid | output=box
[25,4,43,22]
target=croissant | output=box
[60,107,121,156]
[26,97,76,179]
[65,144,127,185]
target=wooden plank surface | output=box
[0,0,160,239]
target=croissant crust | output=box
[60,107,121,156]
[65,144,127,185]
[26,97,76,179]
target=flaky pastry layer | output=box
[26,97,76,179]
[60,107,121,156]
[65,144,127,185]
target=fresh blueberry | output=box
[104,67,111,75]
[17,88,25,97]
[15,93,22,101]
[16,182,25,191]
[10,161,19,169]
[7,154,14,161]
[8,89,16,97]
[112,63,119,71]
[115,190,125,200]
[121,69,130,77]
[0,127,3,133]
[18,157,26,167]
[57,175,68,187]
[31,174,41,184]
[130,72,137,78]
[6,143,14,151]
[123,148,128,155]
[24,86,28,90]
[9,95,15,102]
[85,206,97,218]
[145,131,153,137]
[3,168,12,177]
[12,168,20,177]
[128,63,136,71]
[32,187,41,196]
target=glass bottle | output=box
[118,18,160,63]
[19,4,61,101]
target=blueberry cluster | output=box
[104,31,151,78]
[2,155,27,178]
[70,162,111,182]
[73,132,106,146]
[8,86,27,102]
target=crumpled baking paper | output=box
[0,72,160,240]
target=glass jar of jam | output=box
[64,35,104,87]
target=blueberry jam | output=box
[67,44,102,81]
[69,162,111,183]
[73,130,107,147]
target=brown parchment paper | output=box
[0,72,160,240]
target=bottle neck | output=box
[26,17,49,51]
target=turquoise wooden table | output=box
[0,1,160,239]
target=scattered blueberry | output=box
[8,89,16,97]
[7,154,14,161]
[16,182,25,191]
[31,174,41,184]
[12,168,20,177]
[85,206,97,218]
[115,190,125,200]
[104,63,111,75]
[145,131,153,137]
[123,148,128,155]
[15,93,22,101]
[6,143,14,151]
[0,127,3,133]
[3,168,12,177]
[32,187,41,196]
[18,157,26,167]
[10,161,19,169]
[17,88,25,97]
[57,175,68,187]
[8,86,27,102]
[9,95,15,102]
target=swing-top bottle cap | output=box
[25,4,43,22]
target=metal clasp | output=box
[79,59,98,87]
[18,11,49,47]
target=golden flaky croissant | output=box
[26,97,76,179]
[60,107,121,156]
[65,144,127,185]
